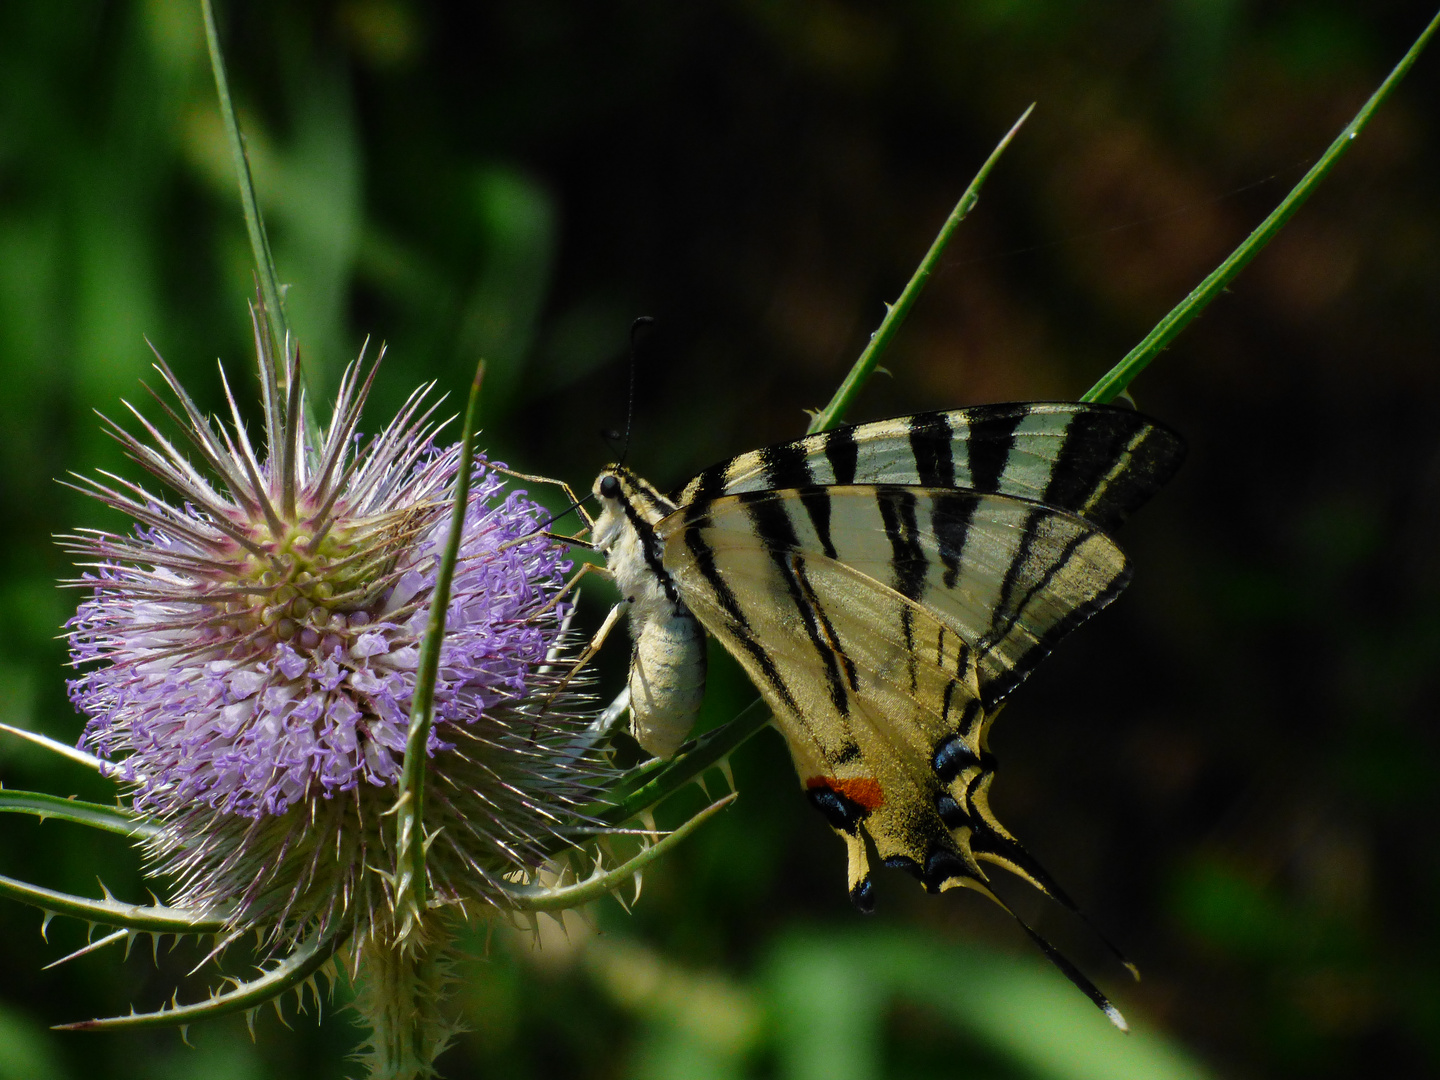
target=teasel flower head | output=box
[62,312,601,952]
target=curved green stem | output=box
[201,0,288,359]
[55,925,343,1031]
[807,105,1033,434]
[0,871,224,934]
[505,794,737,911]
[1081,9,1440,404]
[392,362,486,939]
[0,789,159,840]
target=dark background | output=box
[0,3,1437,1078]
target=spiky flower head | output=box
[64,314,599,948]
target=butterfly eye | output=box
[599,475,621,500]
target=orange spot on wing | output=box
[806,775,884,810]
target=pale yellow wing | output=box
[659,485,1127,889]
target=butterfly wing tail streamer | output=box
[1009,905,1130,1031]
[967,804,1141,979]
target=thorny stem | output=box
[807,106,1034,435]
[1082,9,1440,404]
[352,929,459,1080]
[392,362,486,944]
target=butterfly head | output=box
[590,466,675,553]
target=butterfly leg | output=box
[550,531,595,550]
[532,559,613,620]
[489,464,596,530]
[538,601,624,713]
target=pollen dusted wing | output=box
[657,485,1129,910]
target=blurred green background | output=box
[1,2,1437,1077]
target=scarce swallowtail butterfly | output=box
[590,400,1183,1025]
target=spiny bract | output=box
[63,315,603,949]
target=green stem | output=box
[0,789,158,840]
[392,363,486,939]
[200,0,290,367]
[352,934,459,1080]
[0,871,225,934]
[505,794,737,911]
[57,925,343,1031]
[807,105,1034,435]
[596,701,768,826]
[1082,9,1440,404]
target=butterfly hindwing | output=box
[658,485,1128,903]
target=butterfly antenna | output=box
[615,316,653,468]
[538,491,597,533]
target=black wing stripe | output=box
[876,486,928,693]
[987,506,1046,645]
[798,484,837,559]
[876,486,928,602]
[681,513,799,713]
[977,510,1120,705]
[929,490,977,590]
[761,441,814,490]
[793,555,861,696]
[1091,423,1186,524]
[1041,410,1181,528]
[908,412,956,487]
[982,517,1091,657]
[964,407,1025,493]
[1042,409,1131,518]
[824,426,859,486]
[742,492,852,715]
[686,461,729,504]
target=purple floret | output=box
[69,465,571,819]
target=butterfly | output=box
[588,401,1183,1025]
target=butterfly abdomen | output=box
[628,609,707,758]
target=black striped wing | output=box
[674,402,1183,532]
[657,486,1129,904]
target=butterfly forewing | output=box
[674,402,1182,532]
[669,486,1130,708]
